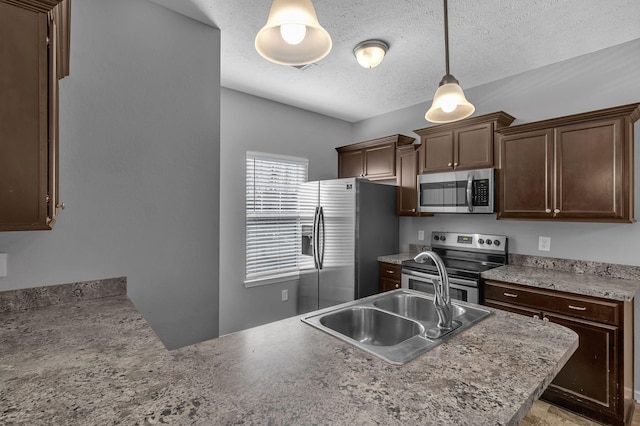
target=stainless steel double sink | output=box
[301,289,492,365]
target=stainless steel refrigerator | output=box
[297,178,399,315]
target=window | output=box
[245,152,308,284]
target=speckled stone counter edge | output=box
[510,253,640,281]
[0,277,127,313]
[378,245,431,265]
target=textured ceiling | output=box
[148,0,640,122]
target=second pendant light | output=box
[425,0,475,123]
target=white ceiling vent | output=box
[291,63,317,71]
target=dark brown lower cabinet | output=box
[379,262,401,293]
[484,280,634,426]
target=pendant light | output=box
[425,0,475,123]
[255,0,332,66]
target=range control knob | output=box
[494,240,501,246]
[434,236,439,241]
[486,240,493,245]
[478,239,485,244]
[440,236,446,241]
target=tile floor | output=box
[521,400,640,426]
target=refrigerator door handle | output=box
[318,206,325,270]
[312,207,320,269]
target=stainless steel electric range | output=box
[401,231,508,304]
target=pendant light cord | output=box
[443,0,450,76]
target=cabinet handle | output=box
[394,284,400,289]
[568,305,586,311]
[545,209,551,213]
[454,162,458,167]
[542,317,549,322]
[386,270,395,274]
[410,209,416,212]
[56,202,65,210]
[554,209,560,213]
[447,163,452,167]
[533,315,540,320]
[503,292,518,298]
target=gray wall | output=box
[354,38,640,266]
[219,88,352,335]
[0,0,221,350]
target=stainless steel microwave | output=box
[417,168,494,214]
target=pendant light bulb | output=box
[280,23,306,45]
[255,0,332,66]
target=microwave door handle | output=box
[466,173,474,212]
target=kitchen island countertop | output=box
[0,293,577,425]
[482,264,640,301]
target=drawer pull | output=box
[386,270,395,274]
[533,315,540,320]
[542,317,549,322]
[568,305,586,311]
[394,284,400,289]
[503,292,518,298]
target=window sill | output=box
[244,272,300,288]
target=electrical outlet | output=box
[281,289,288,302]
[418,230,425,241]
[538,236,551,252]
[0,253,6,277]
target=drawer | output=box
[379,262,402,280]
[484,280,620,326]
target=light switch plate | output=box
[418,230,425,241]
[538,236,551,252]
[0,253,6,277]
[281,289,288,302]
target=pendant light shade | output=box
[255,0,332,66]
[425,75,475,123]
[425,0,475,123]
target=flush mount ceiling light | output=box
[353,40,389,69]
[425,0,475,123]
[255,0,332,66]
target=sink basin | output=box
[374,293,465,323]
[302,289,492,365]
[319,307,423,346]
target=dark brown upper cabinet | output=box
[497,103,640,223]
[396,144,419,216]
[414,112,515,174]
[336,134,415,181]
[0,0,70,231]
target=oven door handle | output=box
[466,173,474,212]
[402,268,478,287]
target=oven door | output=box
[417,168,494,214]
[401,269,479,304]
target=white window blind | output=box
[245,152,308,282]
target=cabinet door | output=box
[338,150,364,178]
[363,142,395,180]
[555,119,629,221]
[419,131,453,173]
[497,129,554,219]
[0,4,51,230]
[454,122,494,170]
[543,311,619,422]
[396,146,418,216]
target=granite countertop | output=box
[378,252,415,264]
[0,293,578,425]
[482,265,640,302]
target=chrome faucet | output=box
[413,251,456,336]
